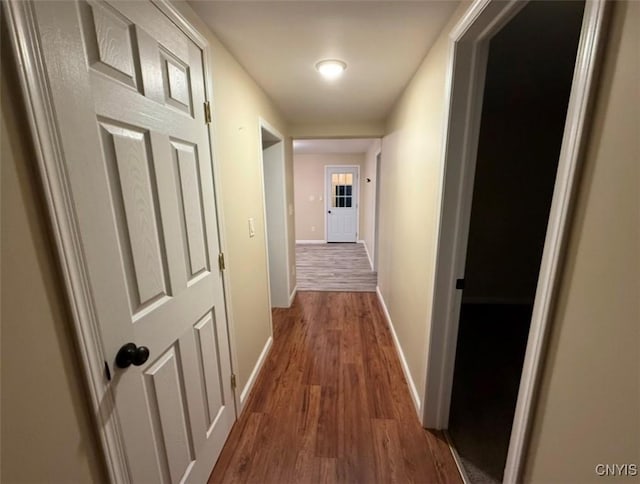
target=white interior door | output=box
[30,1,234,482]
[326,166,359,242]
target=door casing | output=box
[3,1,239,481]
[372,150,382,271]
[258,118,294,309]
[422,0,610,482]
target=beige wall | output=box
[524,2,640,481]
[1,34,106,483]
[294,153,365,241]
[360,140,381,266]
[378,1,471,405]
[172,2,295,396]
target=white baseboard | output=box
[375,286,422,415]
[296,239,326,244]
[239,336,273,411]
[288,286,297,306]
[361,241,373,271]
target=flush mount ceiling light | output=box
[315,59,347,80]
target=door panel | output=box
[172,140,210,280]
[98,119,171,312]
[194,312,226,430]
[161,49,193,114]
[31,1,234,482]
[78,0,143,91]
[326,167,358,242]
[144,346,195,484]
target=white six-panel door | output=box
[326,166,359,243]
[30,1,234,482]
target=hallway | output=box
[209,292,461,483]
[3,0,633,482]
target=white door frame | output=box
[422,0,609,482]
[324,165,360,243]
[4,1,238,482]
[258,118,293,308]
[372,149,382,270]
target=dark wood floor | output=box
[209,292,462,483]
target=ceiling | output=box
[188,1,460,125]
[293,138,376,154]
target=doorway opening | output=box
[260,121,291,308]
[423,0,609,482]
[293,138,380,292]
[441,1,587,482]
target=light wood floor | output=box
[209,292,462,484]
[296,243,377,292]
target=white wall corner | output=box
[239,336,273,411]
[375,287,422,415]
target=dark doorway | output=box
[447,1,585,482]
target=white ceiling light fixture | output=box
[315,59,347,80]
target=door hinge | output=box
[456,278,465,290]
[204,101,212,124]
[104,361,112,382]
[231,373,237,389]
[218,253,225,271]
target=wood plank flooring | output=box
[296,243,377,292]
[208,292,462,484]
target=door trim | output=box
[4,1,236,482]
[324,165,361,243]
[258,117,292,310]
[422,0,609,482]
[372,149,382,271]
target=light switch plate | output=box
[248,217,255,238]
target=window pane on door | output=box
[329,171,354,209]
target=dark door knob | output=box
[115,342,150,368]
